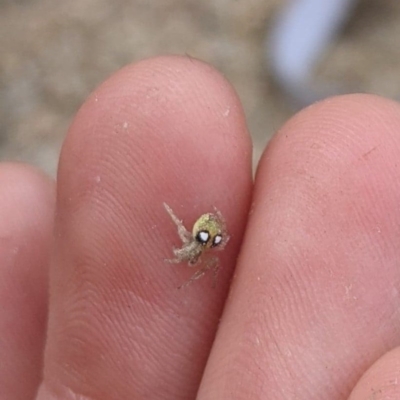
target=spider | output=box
[163,202,229,289]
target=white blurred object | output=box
[269,0,359,108]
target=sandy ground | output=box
[1,0,400,176]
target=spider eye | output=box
[196,230,210,245]
[212,234,222,247]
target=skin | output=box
[3,56,400,399]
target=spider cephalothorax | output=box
[163,203,229,288]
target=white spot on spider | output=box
[199,231,209,242]
[123,122,129,129]
[214,235,222,245]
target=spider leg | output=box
[178,256,219,289]
[164,247,188,264]
[164,203,192,243]
[213,206,223,222]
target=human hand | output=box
[2,56,400,400]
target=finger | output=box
[0,163,54,400]
[37,56,252,399]
[198,94,400,399]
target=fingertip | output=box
[65,55,251,180]
[260,93,400,178]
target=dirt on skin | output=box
[1,0,400,175]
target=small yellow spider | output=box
[163,202,229,288]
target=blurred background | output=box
[1,0,400,176]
